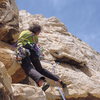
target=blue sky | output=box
[16,0,100,52]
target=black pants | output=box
[21,44,59,84]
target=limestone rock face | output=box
[13,84,46,100]
[0,41,26,82]
[19,10,67,33]
[18,10,100,100]
[0,8,100,100]
[0,60,46,100]
[0,0,19,44]
[0,61,13,100]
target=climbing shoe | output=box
[42,82,50,92]
[60,81,67,88]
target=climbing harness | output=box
[14,33,35,63]
[15,33,43,63]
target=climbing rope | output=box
[52,62,66,100]
[42,60,67,100]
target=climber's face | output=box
[35,32,40,36]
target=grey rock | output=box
[0,0,19,44]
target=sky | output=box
[16,0,100,52]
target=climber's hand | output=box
[16,56,22,61]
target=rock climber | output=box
[16,23,66,91]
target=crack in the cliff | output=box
[55,58,92,77]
